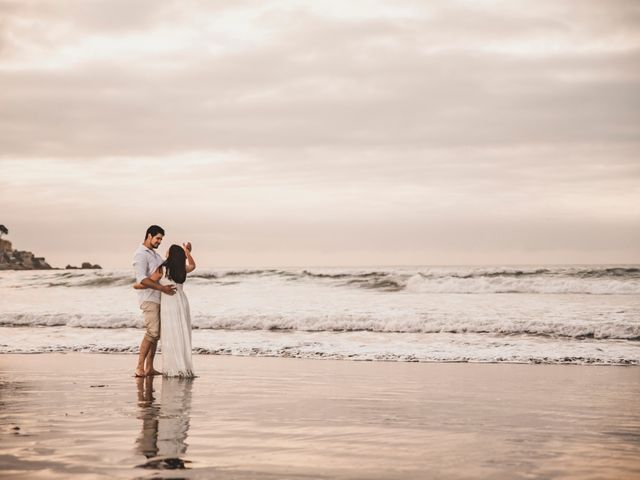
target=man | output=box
[133,225,175,377]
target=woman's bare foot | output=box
[134,368,145,377]
[145,369,162,376]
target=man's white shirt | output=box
[133,244,164,306]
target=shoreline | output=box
[2,349,640,367]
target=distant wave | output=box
[1,312,638,340]
[4,273,135,288]
[403,274,640,295]
[577,267,640,278]
[429,267,640,279]
[212,266,640,280]
[2,266,639,294]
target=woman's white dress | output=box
[160,277,194,377]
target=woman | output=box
[134,242,196,377]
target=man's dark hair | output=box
[145,225,165,240]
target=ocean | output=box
[1,265,639,364]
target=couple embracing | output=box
[133,225,196,378]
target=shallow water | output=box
[1,354,639,479]
[1,265,640,364]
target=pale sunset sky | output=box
[1,0,639,267]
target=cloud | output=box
[0,0,638,265]
[0,0,639,158]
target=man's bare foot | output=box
[134,368,145,377]
[145,369,162,376]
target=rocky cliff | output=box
[0,238,52,270]
[0,239,11,254]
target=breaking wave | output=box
[1,312,638,340]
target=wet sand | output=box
[1,354,639,479]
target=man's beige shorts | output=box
[140,301,160,343]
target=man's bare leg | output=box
[144,340,161,376]
[136,337,153,377]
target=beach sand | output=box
[1,354,639,479]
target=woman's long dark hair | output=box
[164,244,187,284]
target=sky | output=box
[1,0,639,268]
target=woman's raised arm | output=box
[183,242,196,273]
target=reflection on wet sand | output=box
[135,376,194,470]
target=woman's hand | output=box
[183,242,192,252]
